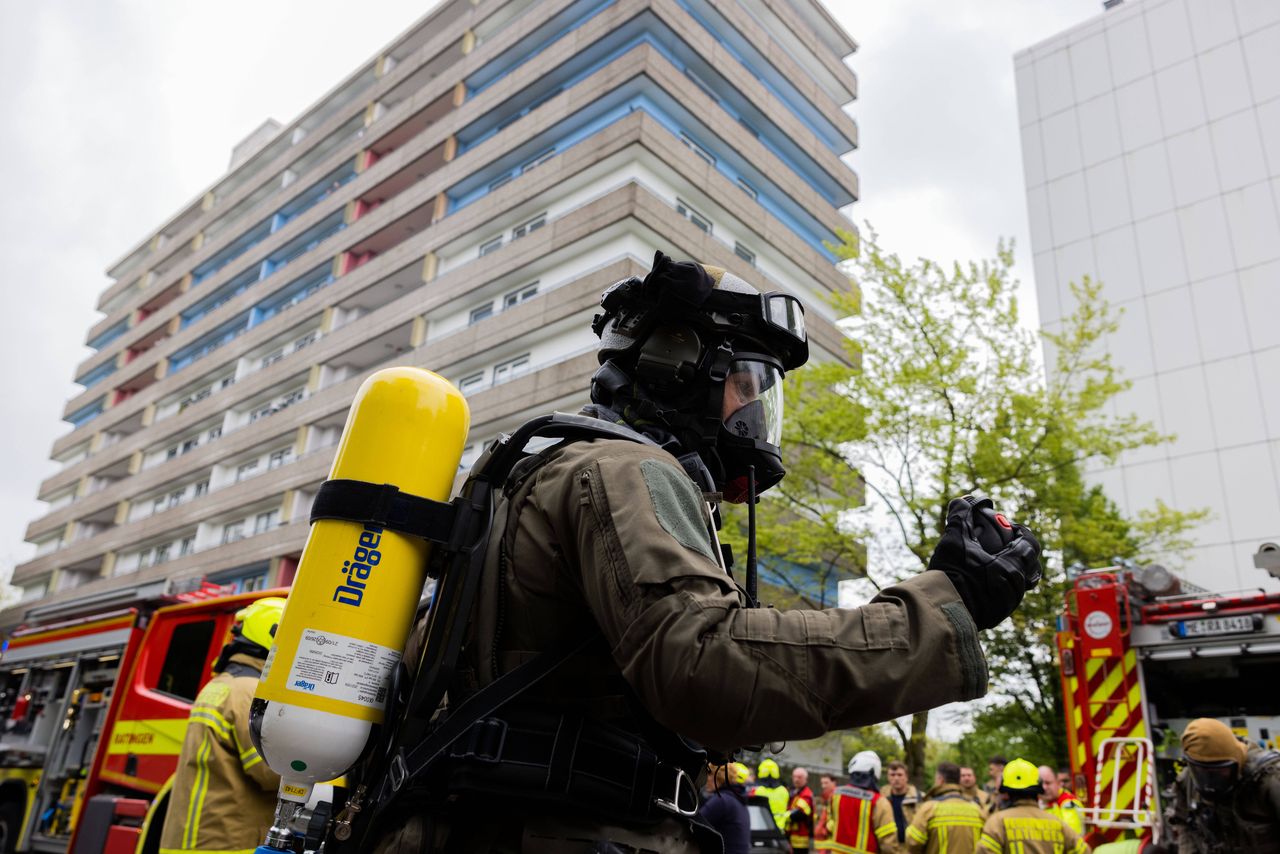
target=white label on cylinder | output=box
[284,628,401,709]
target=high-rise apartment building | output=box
[7,0,859,623]
[1015,0,1280,589]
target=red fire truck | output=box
[1056,547,1280,846]
[0,580,285,853]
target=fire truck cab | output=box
[1056,547,1280,846]
[0,579,282,853]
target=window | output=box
[260,349,284,369]
[736,178,758,200]
[222,522,245,544]
[167,490,183,509]
[207,426,223,441]
[469,303,495,325]
[220,376,236,389]
[503,281,539,309]
[734,243,757,267]
[181,438,199,454]
[194,480,209,497]
[458,373,485,394]
[138,548,154,569]
[254,510,279,535]
[179,536,195,557]
[512,214,546,239]
[251,405,276,422]
[293,331,317,350]
[676,199,712,234]
[166,446,179,460]
[153,497,166,514]
[488,174,514,192]
[492,354,531,386]
[521,148,555,172]
[236,460,259,482]
[679,133,716,166]
[154,543,171,565]
[479,236,503,256]
[155,619,216,701]
[280,389,306,409]
[269,449,292,470]
[458,443,477,472]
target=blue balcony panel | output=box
[466,0,617,96]
[168,312,251,374]
[448,75,838,261]
[87,319,130,351]
[67,397,106,428]
[461,14,851,209]
[76,361,118,389]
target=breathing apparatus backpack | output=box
[313,410,710,850]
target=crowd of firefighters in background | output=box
[701,752,1091,854]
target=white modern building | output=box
[1015,0,1280,590]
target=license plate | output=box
[1174,615,1258,638]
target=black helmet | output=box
[590,251,808,502]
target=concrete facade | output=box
[10,0,859,622]
[1015,0,1280,590]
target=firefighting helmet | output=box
[591,251,808,502]
[728,762,751,786]
[1182,718,1246,800]
[848,751,882,779]
[234,597,286,650]
[1001,758,1044,795]
[757,758,782,781]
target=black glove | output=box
[927,496,1042,630]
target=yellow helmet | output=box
[728,763,751,786]
[1001,758,1042,792]
[758,758,780,780]
[235,597,286,649]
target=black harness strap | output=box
[310,479,458,545]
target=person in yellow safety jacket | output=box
[159,597,286,854]
[1038,765,1085,836]
[752,759,791,831]
[906,763,985,854]
[825,751,901,853]
[979,759,1090,854]
[959,766,994,818]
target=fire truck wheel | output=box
[0,800,20,854]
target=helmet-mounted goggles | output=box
[594,279,809,371]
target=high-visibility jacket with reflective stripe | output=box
[789,785,815,849]
[1045,792,1084,836]
[978,800,1090,854]
[158,654,279,854]
[905,785,985,854]
[826,785,901,853]
[753,782,791,830]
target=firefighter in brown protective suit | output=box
[1168,717,1280,853]
[367,252,1043,853]
[159,597,286,854]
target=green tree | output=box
[738,227,1204,782]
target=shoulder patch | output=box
[195,680,231,707]
[639,458,716,561]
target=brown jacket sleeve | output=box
[539,440,988,751]
[229,673,281,791]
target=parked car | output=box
[746,795,790,851]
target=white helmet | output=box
[848,750,882,779]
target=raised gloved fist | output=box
[927,496,1042,630]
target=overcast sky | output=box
[0,0,1105,586]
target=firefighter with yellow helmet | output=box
[979,759,1089,854]
[753,758,791,831]
[159,596,286,854]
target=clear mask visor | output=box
[721,360,784,448]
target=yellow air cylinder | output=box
[251,367,468,802]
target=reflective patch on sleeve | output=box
[640,459,715,561]
[942,601,988,696]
